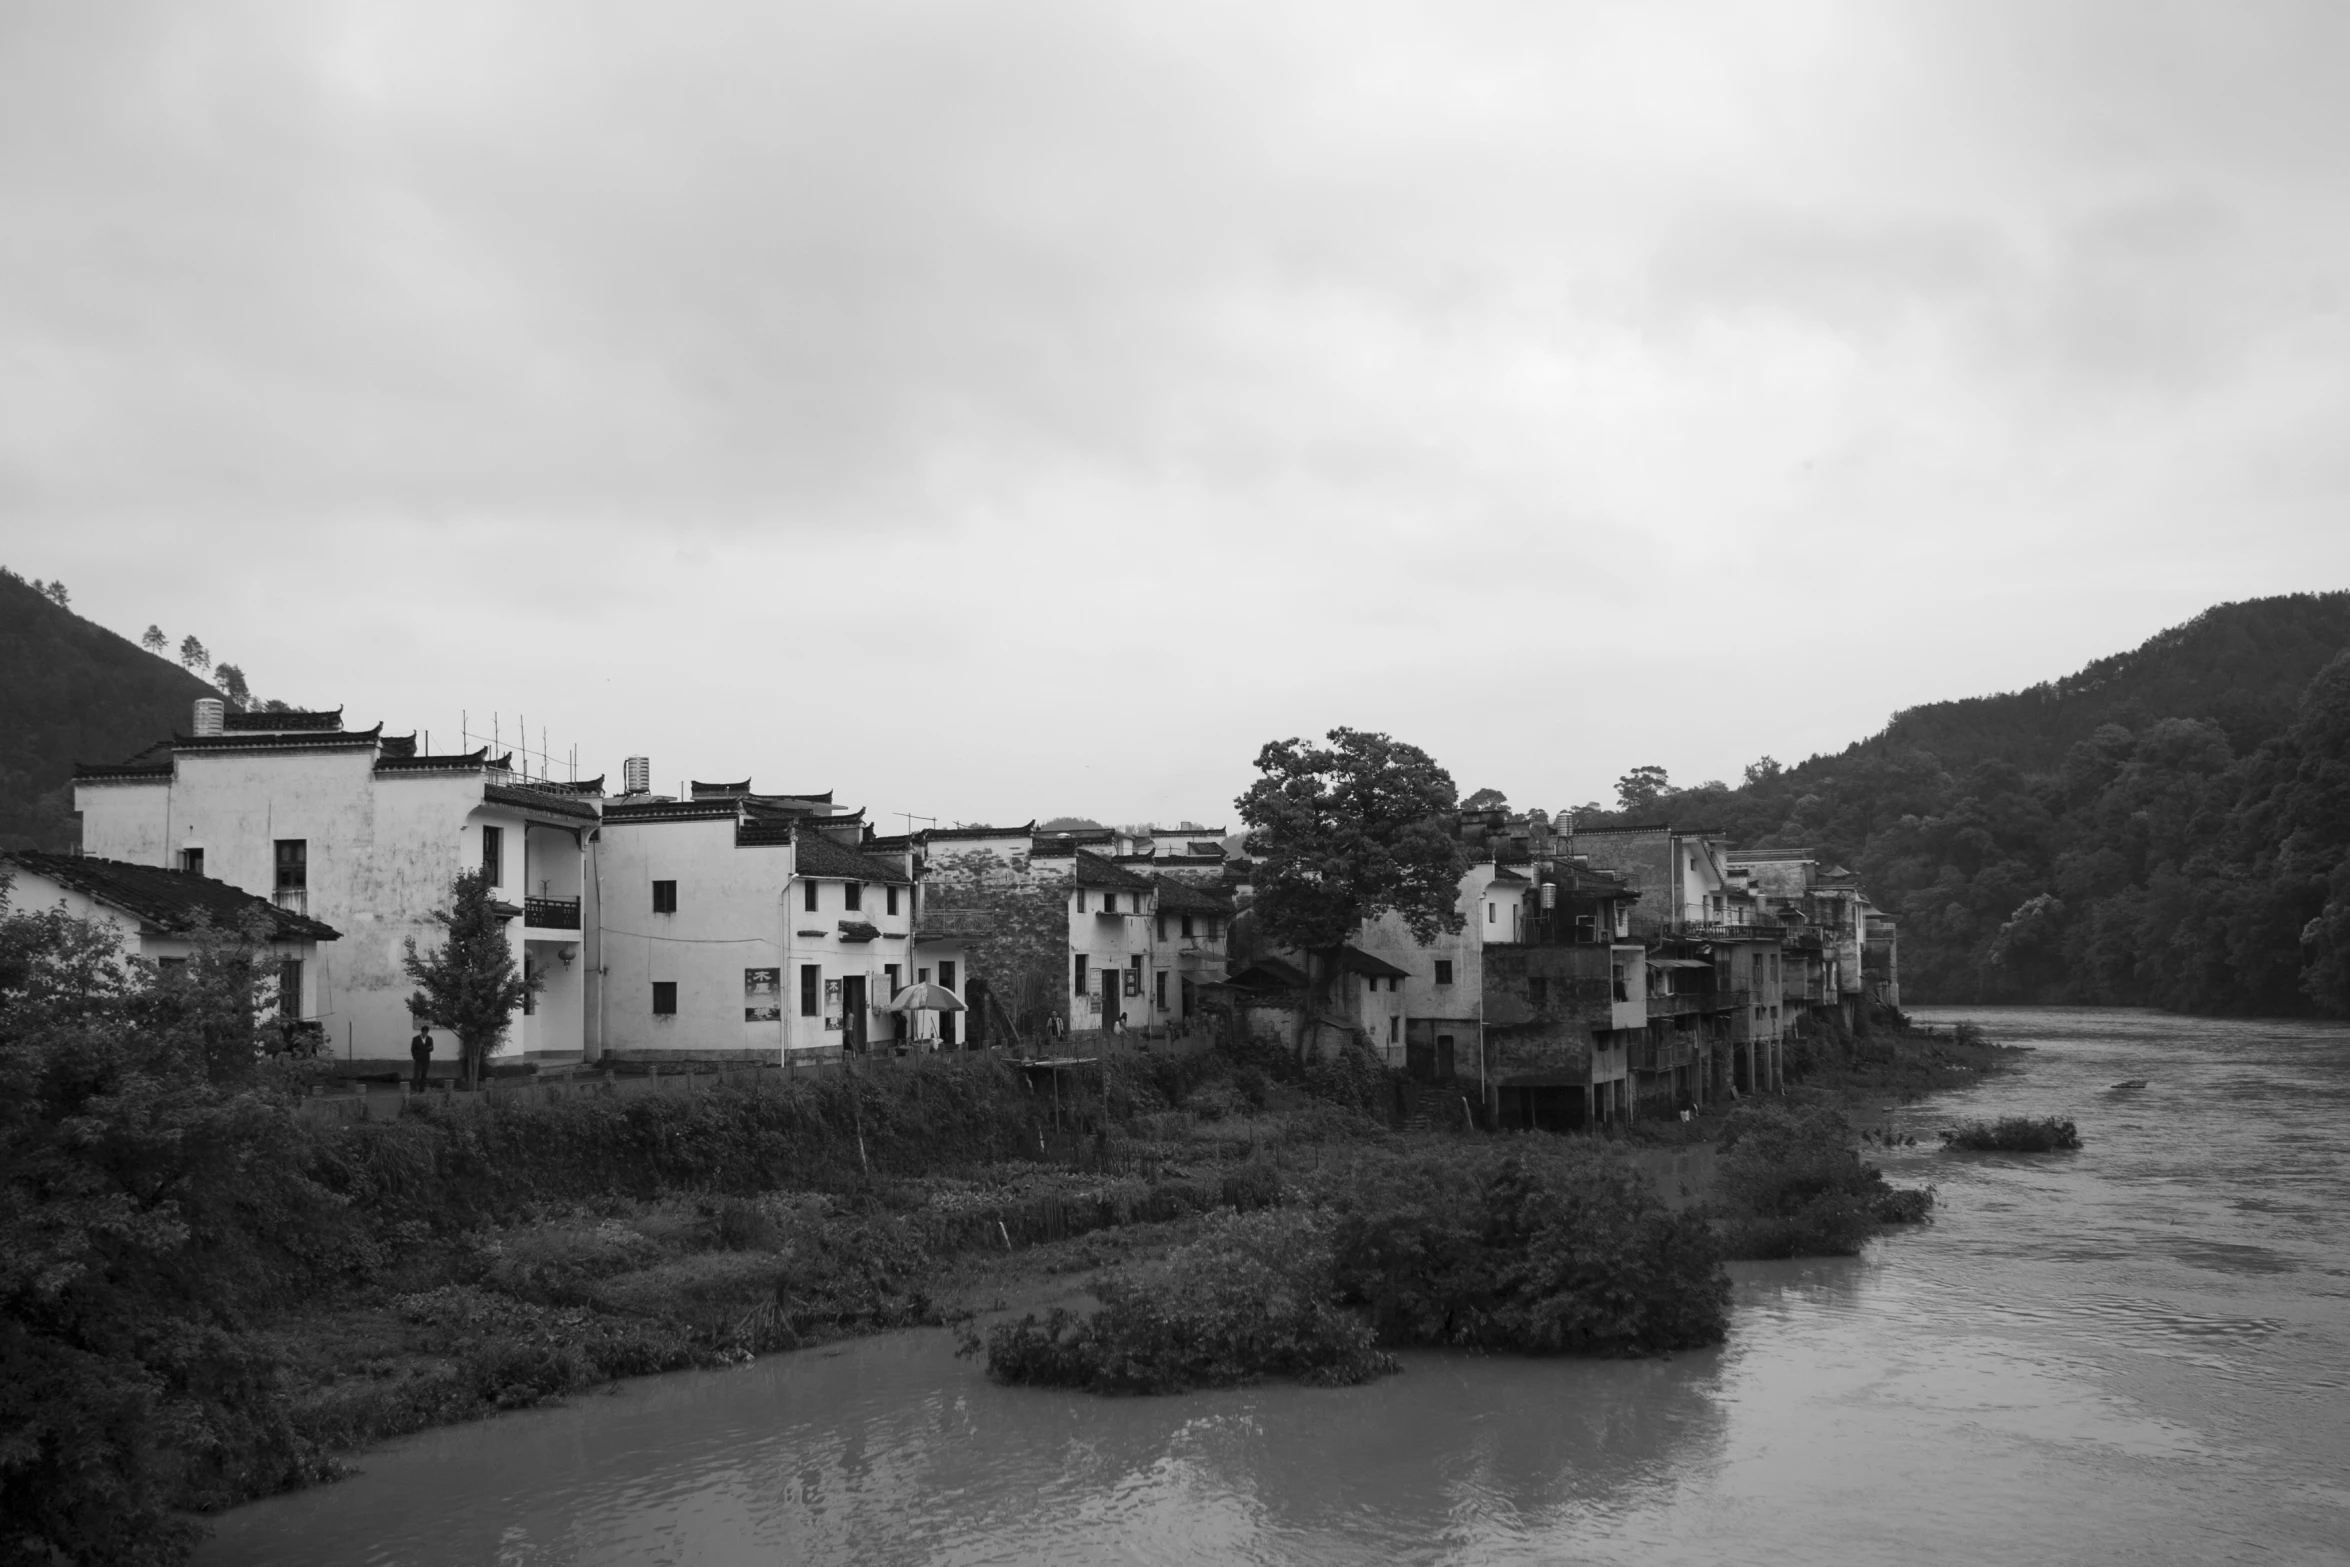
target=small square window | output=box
[652,880,677,914]
[180,847,204,877]
[652,982,677,1016]
[1434,960,1454,985]
[1103,893,1117,915]
[274,839,307,891]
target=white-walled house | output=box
[1,850,341,1020]
[71,703,600,1067]
[594,784,957,1062]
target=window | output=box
[1157,916,1168,941]
[1206,918,1221,941]
[800,965,821,1017]
[1075,891,1086,913]
[1527,977,1548,1006]
[884,963,901,999]
[845,882,862,912]
[1389,1016,1400,1044]
[1103,893,1117,915]
[1073,954,1088,996]
[180,847,204,877]
[886,886,899,916]
[652,982,677,1016]
[1180,915,1195,939]
[158,956,188,973]
[652,880,677,914]
[804,881,820,912]
[274,839,307,892]
[1126,956,1142,995]
[1612,963,1628,1002]
[482,825,503,886]
[1434,959,1454,985]
[1487,903,1495,924]
[1155,970,1167,1010]
[277,959,302,1017]
[939,960,957,992]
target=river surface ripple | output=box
[197,1008,2350,1566]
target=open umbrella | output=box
[882,981,967,1013]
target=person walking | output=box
[409,1023,435,1092]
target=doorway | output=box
[1101,970,1121,1033]
[841,975,867,1052]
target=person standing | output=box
[409,1023,435,1092]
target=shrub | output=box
[1324,1147,1730,1355]
[1712,1102,1930,1258]
[973,1210,1394,1393]
[1941,1117,2079,1152]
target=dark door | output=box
[1102,970,1121,1032]
[842,975,867,1051]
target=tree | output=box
[402,870,533,1087]
[215,664,252,710]
[1,893,336,1563]
[141,625,167,655]
[1743,757,1783,787]
[1616,765,1670,815]
[38,579,68,608]
[1462,788,1509,811]
[178,635,209,674]
[1235,728,1469,1052]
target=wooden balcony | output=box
[525,896,582,930]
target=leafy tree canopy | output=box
[402,870,533,1085]
[1235,727,1469,954]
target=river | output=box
[196,1007,2350,1565]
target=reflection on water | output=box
[198,1009,2350,1566]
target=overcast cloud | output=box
[5,0,2346,826]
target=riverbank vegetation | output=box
[3,895,1964,1564]
[1941,1116,2081,1152]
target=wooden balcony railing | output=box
[525,896,582,930]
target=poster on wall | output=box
[744,968,782,1022]
[825,979,843,1005]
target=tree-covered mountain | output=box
[1569,592,2350,1016]
[0,569,226,850]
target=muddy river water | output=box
[196,1008,2350,1565]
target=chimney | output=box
[622,756,651,795]
[192,698,225,737]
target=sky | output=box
[5,0,2347,830]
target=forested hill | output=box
[1570,592,2350,1017]
[0,571,224,851]
[1866,594,2350,775]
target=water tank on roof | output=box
[192,698,224,737]
[622,756,651,795]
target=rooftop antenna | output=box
[900,812,938,836]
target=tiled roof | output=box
[74,761,174,782]
[222,707,344,732]
[1339,944,1412,980]
[691,779,753,797]
[4,852,342,942]
[603,799,742,823]
[172,725,384,752]
[922,821,1036,841]
[1489,866,1530,883]
[376,747,492,774]
[793,829,911,885]
[1151,875,1233,915]
[1073,849,1154,891]
[483,782,600,821]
